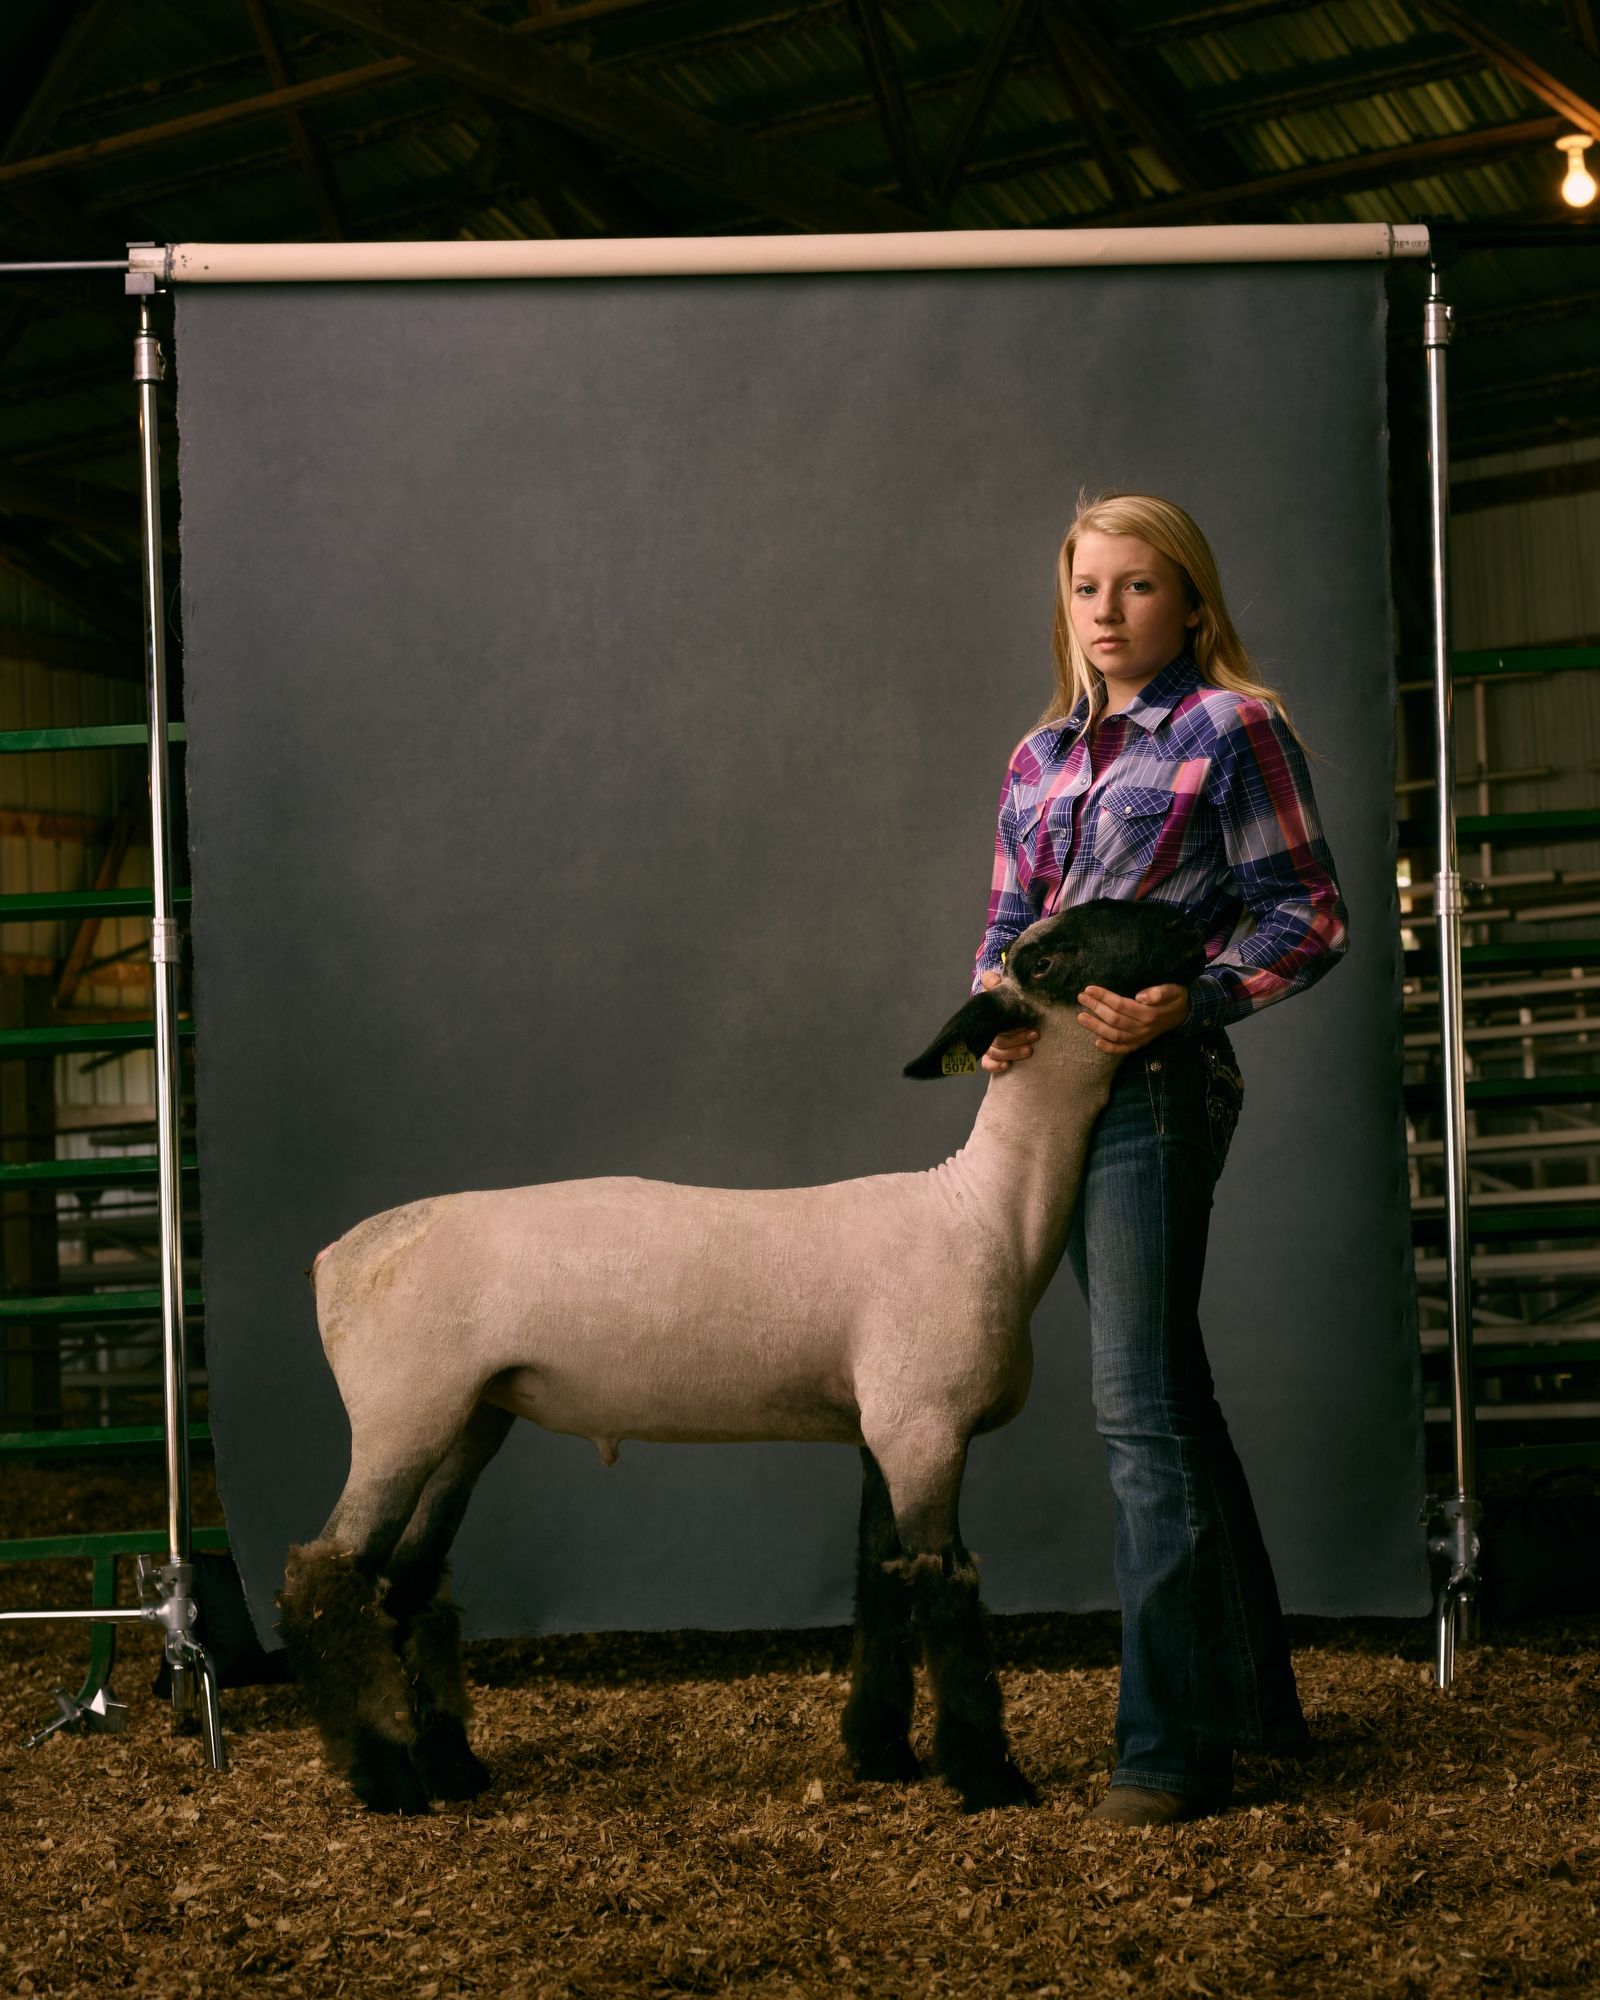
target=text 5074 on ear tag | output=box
[941,1042,978,1076]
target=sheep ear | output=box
[903,990,1036,1081]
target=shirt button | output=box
[1123,805,1134,815]
[1149,1059,1162,1072]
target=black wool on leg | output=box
[397,1587,491,1801]
[277,1540,430,1816]
[904,1551,1037,1813]
[840,1449,921,1783]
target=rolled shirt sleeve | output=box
[971,755,1037,992]
[1177,697,1349,1033]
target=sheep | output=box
[277,896,1205,1815]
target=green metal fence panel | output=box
[1406,942,1600,975]
[0,725,188,753]
[1397,807,1600,848]
[1449,645,1600,678]
[0,1526,228,1564]
[1412,1206,1600,1242]
[0,1290,204,1319]
[0,886,192,923]
[0,1423,212,1455]
[0,1153,199,1187]
[0,1020,194,1057]
[1406,1075,1600,1113]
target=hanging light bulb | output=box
[1557,134,1597,207]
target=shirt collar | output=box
[1057,647,1200,745]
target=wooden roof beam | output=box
[0,60,415,195]
[0,0,122,258]
[2,0,122,165]
[1123,0,1354,48]
[1416,0,1600,131]
[0,462,176,554]
[496,118,677,237]
[1034,14,1141,208]
[0,623,125,678]
[242,0,349,240]
[845,0,932,213]
[1035,0,1241,206]
[0,538,137,643]
[928,0,1039,212]
[1088,113,1566,224]
[284,0,922,233]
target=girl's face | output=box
[1068,530,1200,703]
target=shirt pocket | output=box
[1093,784,1174,877]
[1013,793,1063,895]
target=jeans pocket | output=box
[1200,1044,1243,1168]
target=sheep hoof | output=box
[847,1737,923,1784]
[954,1759,1039,1814]
[349,1731,431,1815]
[415,1718,492,1801]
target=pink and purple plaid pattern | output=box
[972,651,1349,1031]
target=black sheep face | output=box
[904,899,1206,1081]
[1007,898,1206,1007]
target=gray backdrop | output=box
[173,262,1427,1644]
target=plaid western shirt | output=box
[972,650,1349,1032]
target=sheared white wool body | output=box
[312,962,1117,1550]
[280,899,1205,1814]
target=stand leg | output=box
[1434,1577,1475,1690]
[1428,1495,1481,1691]
[20,1555,129,1748]
[193,1645,227,1772]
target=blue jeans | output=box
[1065,1028,1309,1799]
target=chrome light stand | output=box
[1421,251,1481,1689]
[0,262,225,1770]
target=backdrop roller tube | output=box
[133,222,1432,286]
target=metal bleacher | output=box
[1400,644,1600,1476]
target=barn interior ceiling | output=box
[0,0,1597,675]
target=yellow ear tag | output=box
[941,1042,978,1076]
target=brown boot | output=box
[1089,1785,1225,1827]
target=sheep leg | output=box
[869,1429,1037,1814]
[381,1402,515,1802]
[277,1464,439,1816]
[839,1448,921,1783]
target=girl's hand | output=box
[1076,983,1191,1054]
[978,968,1039,1072]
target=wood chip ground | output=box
[0,1464,1595,1997]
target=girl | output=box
[974,491,1348,1827]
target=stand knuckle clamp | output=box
[136,1557,200,1654]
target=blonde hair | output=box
[1042,489,1302,743]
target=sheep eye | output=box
[1028,958,1054,981]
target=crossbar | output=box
[136,223,1432,286]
